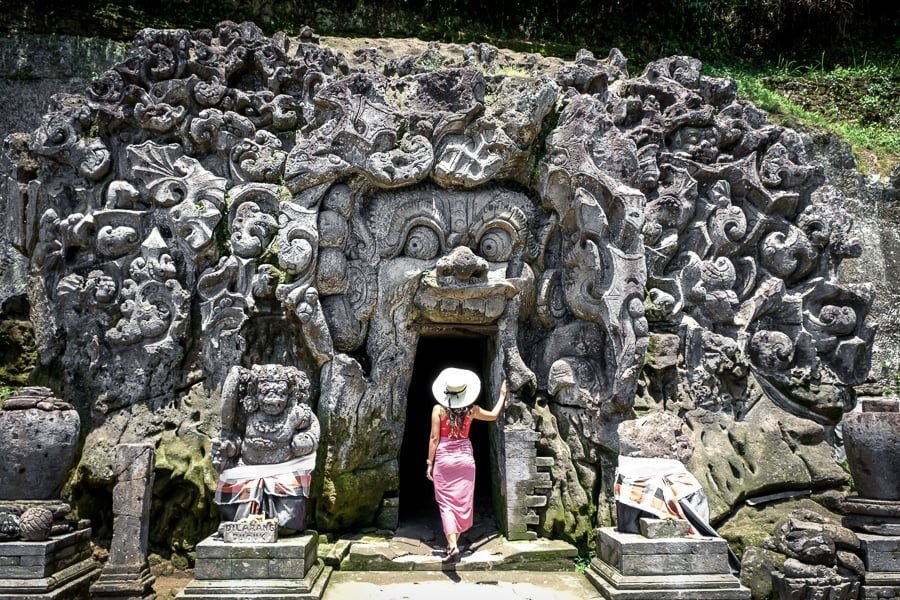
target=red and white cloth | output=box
[614,455,710,535]
[214,454,315,529]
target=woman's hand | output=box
[426,463,434,482]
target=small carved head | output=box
[245,364,311,415]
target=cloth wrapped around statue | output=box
[614,455,741,574]
[215,453,316,532]
[613,455,710,536]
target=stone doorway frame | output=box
[410,324,552,541]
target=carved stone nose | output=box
[436,246,488,282]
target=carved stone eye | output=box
[403,225,440,260]
[478,228,513,262]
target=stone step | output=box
[331,533,578,572]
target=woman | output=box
[425,367,509,560]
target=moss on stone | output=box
[316,464,396,530]
[152,428,220,555]
[718,497,842,559]
[0,319,37,386]
[533,403,596,548]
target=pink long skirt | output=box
[433,437,475,536]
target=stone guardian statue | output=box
[211,364,320,534]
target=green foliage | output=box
[0,384,11,408]
[839,458,855,492]
[878,358,900,396]
[708,59,900,175]
[4,1,898,71]
[574,547,595,574]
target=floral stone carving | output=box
[1,22,873,557]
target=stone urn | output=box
[0,387,80,500]
[841,398,900,500]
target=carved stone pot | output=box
[0,387,80,500]
[841,398,900,500]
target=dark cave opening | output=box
[398,334,495,529]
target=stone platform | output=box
[0,528,100,600]
[842,497,900,598]
[321,570,602,600]
[585,527,750,599]
[859,533,900,599]
[177,533,330,600]
[328,514,577,571]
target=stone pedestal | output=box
[857,534,900,599]
[844,497,900,537]
[585,527,750,599]
[177,533,330,600]
[843,498,900,599]
[0,528,100,599]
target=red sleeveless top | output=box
[439,413,472,439]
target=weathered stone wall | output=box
[0,28,896,583]
[0,35,129,387]
[802,132,900,388]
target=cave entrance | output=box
[399,332,498,537]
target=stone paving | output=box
[321,570,602,600]
[156,511,593,599]
[322,509,577,571]
[317,511,593,599]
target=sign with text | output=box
[221,518,278,543]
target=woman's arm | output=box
[471,379,509,422]
[426,404,442,481]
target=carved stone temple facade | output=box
[0,21,875,563]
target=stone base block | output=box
[859,534,900,573]
[177,534,330,600]
[858,534,900,599]
[771,572,860,599]
[585,527,749,600]
[0,529,100,600]
[586,559,750,599]
[90,565,156,599]
[178,561,330,600]
[596,527,732,576]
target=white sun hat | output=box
[432,367,481,409]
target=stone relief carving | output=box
[2,22,873,554]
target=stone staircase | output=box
[320,512,578,572]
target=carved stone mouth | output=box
[414,269,518,324]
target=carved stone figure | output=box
[211,364,320,532]
[0,22,875,587]
[768,508,864,600]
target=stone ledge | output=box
[0,557,100,599]
[339,534,576,571]
[177,561,330,600]
[0,528,90,557]
[586,559,750,599]
[596,528,730,577]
